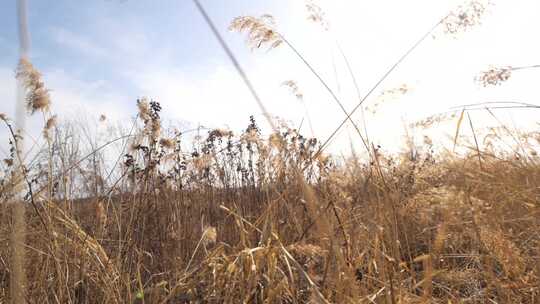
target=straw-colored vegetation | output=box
[1,97,539,303]
[1,0,540,303]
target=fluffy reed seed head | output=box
[475,66,513,87]
[241,129,261,144]
[229,14,283,50]
[209,128,233,138]
[136,98,161,141]
[43,115,57,140]
[16,58,51,114]
[442,0,492,36]
[305,0,330,30]
[137,98,151,122]
[202,226,217,246]
[269,133,285,150]
[366,83,410,114]
[44,115,57,131]
[159,138,175,150]
[410,112,458,129]
[282,80,304,100]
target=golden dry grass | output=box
[1,99,539,303]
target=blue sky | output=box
[1,0,540,155]
[0,1,278,73]
[0,1,287,115]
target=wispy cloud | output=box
[49,27,108,58]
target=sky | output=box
[1,0,539,157]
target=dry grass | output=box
[1,98,539,303]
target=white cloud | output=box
[268,0,540,152]
[127,63,305,133]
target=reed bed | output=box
[0,97,539,303]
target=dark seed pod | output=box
[355,268,363,282]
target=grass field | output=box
[1,97,539,303]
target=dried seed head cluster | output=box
[137,98,151,122]
[475,66,512,87]
[269,133,285,150]
[137,98,161,141]
[305,0,329,30]
[43,115,57,140]
[423,135,433,146]
[381,83,410,96]
[442,0,492,35]
[95,200,108,236]
[281,80,304,100]
[229,15,283,50]
[16,58,51,114]
[44,115,57,131]
[159,138,175,150]
[209,128,233,138]
[202,226,217,246]
[410,112,458,129]
[241,129,261,145]
[150,122,161,141]
[366,84,410,114]
[192,154,212,171]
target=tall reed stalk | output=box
[10,0,30,302]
